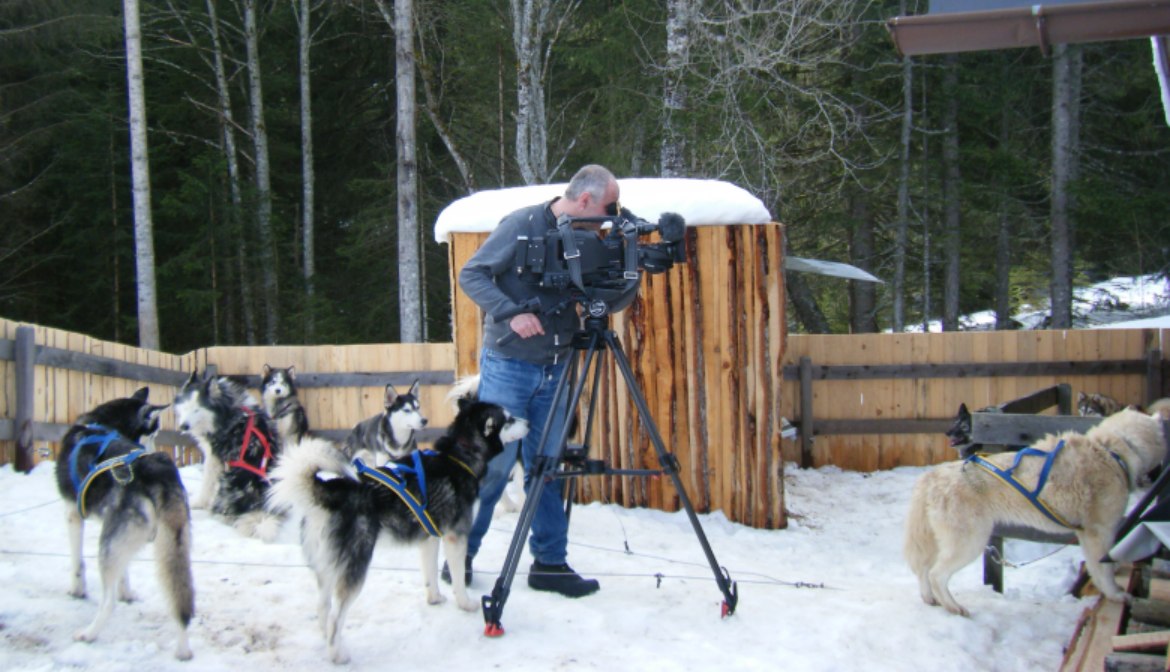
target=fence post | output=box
[15,325,35,473]
[1148,349,1163,404]
[799,356,814,469]
[1056,383,1072,415]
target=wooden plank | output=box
[1149,578,1170,603]
[1060,567,1134,672]
[972,412,1100,445]
[1113,631,1170,652]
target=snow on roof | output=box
[433,178,773,243]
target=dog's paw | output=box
[118,588,139,603]
[68,587,87,600]
[426,592,447,606]
[73,627,97,643]
[329,645,351,665]
[944,604,970,618]
[175,642,194,661]
[456,597,478,612]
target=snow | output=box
[0,460,1094,671]
[433,178,773,243]
[905,273,1170,332]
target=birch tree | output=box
[374,0,421,342]
[293,0,321,341]
[123,0,160,349]
[242,0,278,343]
[660,0,691,177]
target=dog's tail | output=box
[267,436,357,517]
[446,374,480,407]
[903,474,938,576]
[154,479,195,659]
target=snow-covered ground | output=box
[0,460,1092,671]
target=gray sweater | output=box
[458,201,582,365]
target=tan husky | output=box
[905,405,1170,616]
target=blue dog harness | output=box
[353,450,478,537]
[68,424,146,517]
[355,452,443,537]
[965,440,1131,530]
[966,440,1078,529]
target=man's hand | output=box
[509,313,545,339]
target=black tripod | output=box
[480,314,739,636]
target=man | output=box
[447,164,618,598]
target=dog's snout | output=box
[420,418,428,426]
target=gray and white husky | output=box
[54,387,194,660]
[174,370,283,540]
[261,364,310,449]
[343,380,427,465]
[269,398,528,664]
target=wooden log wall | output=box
[447,224,788,529]
[782,328,1170,471]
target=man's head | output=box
[555,164,619,224]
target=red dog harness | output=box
[227,407,273,481]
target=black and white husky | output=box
[342,380,427,465]
[261,364,310,449]
[174,370,283,540]
[268,398,528,664]
[54,387,194,660]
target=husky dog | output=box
[261,364,310,449]
[174,371,283,539]
[269,398,528,664]
[342,381,427,465]
[1078,391,1123,417]
[54,387,194,660]
[906,404,1170,616]
[446,374,524,513]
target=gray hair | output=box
[564,164,615,202]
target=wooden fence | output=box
[0,318,456,470]
[780,328,1170,471]
[5,311,1170,530]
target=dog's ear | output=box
[263,364,272,377]
[957,403,968,416]
[457,396,471,412]
[139,403,167,426]
[184,371,198,388]
[131,386,149,402]
[384,383,399,409]
[410,379,420,397]
[287,365,296,380]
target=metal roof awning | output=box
[887,0,1170,56]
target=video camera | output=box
[511,209,687,316]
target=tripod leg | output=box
[482,334,601,636]
[603,330,739,617]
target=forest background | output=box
[2,0,1168,352]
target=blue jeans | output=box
[467,348,571,565]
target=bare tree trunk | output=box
[892,2,912,332]
[243,0,278,344]
[994,76,1014,331]
[395,0,420,342]
[498,44,506,185]
[941,55,961,332]
[416,8,475,194]
[849,192,876,333]
[294,0,316,342]
[374,0,421,342]
[204,0,255,344]
[512,0,546,184]
[1050,43,1082,329]
[660,0,690,177]
[123,0,160,349]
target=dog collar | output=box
[227,407,274,481]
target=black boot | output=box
[440,556,473,586]
[527,562,600,598]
